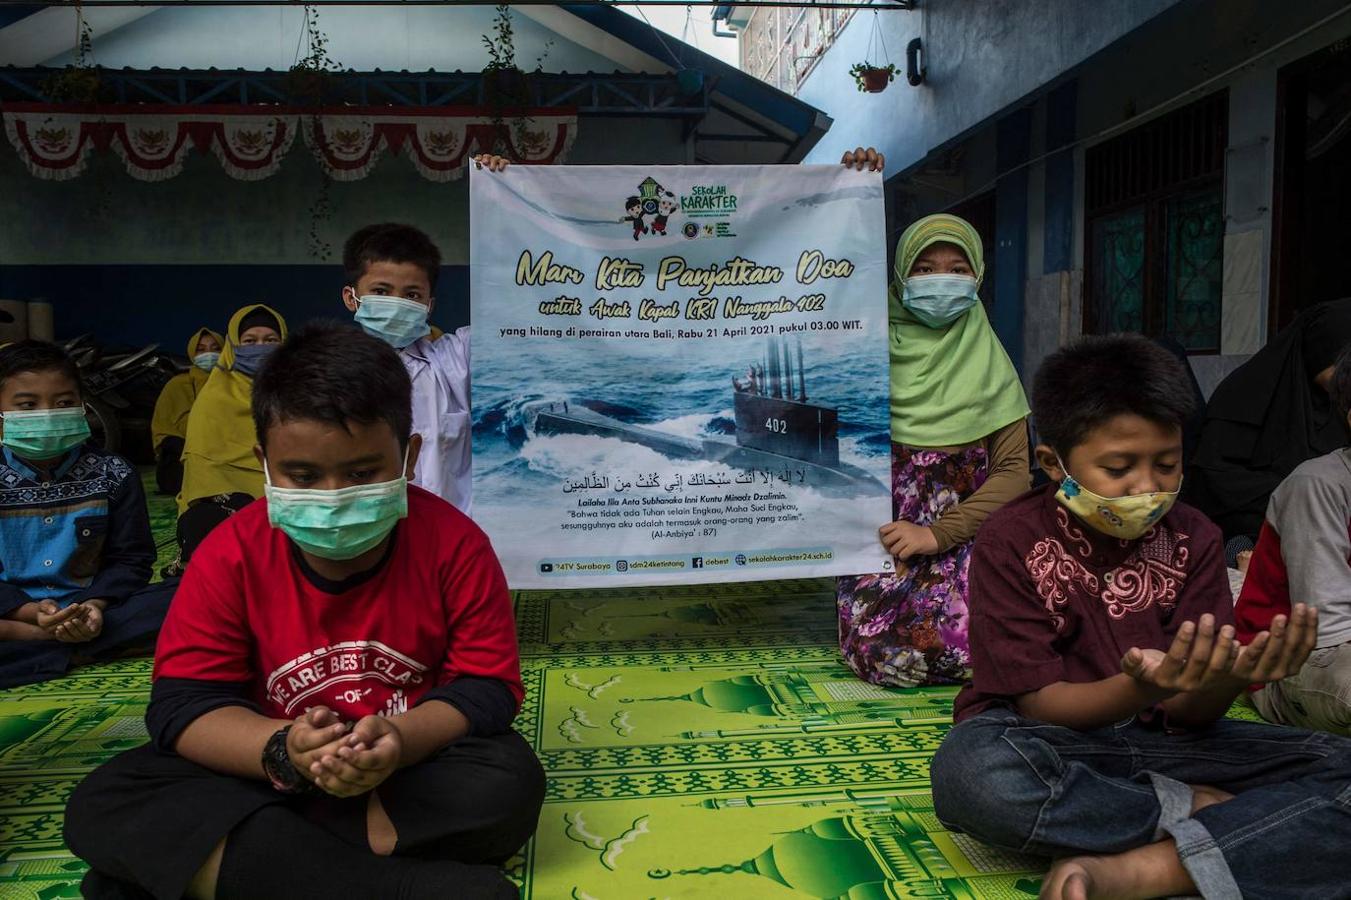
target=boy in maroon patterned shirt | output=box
[931,335,1349,900]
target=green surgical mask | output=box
[0,408,92,459]
[264,450,410,560]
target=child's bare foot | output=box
[1039,840,1196,900]
[1189,783,1234,814]
[1040,858,1097,900]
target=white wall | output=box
[28,5,616,74]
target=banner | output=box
[470,164,893,587]
[1,104,576,183]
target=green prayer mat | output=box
[0,473,1266,899]
[143,471,179,579]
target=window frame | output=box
[1082,90,1228,353]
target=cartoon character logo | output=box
[622,196,647,242]
[621,176,677,240]
[651,197,678,237]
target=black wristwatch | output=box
[261,726,310,794]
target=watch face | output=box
[265,729,301,790]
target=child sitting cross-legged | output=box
[931,334,1351,900]
[65,323,544,900]
[0,340,169,688]
[1235,343,1351,735]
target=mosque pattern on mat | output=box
[11,579,1297,897]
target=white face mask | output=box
[352,292,431,349]
[193,352,221,372]
[901,273,980,328]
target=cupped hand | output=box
[1230,604,1318,685]
[1121,614,1239,694]
[310,715,403,798]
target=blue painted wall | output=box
[797,0,1179,175]
[0,265,470,352]
[1042,80,1077,275]
[993,109,1030,371]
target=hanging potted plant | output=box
[286,6,344,261]
[849,62,897,93]
[286,6,341,107]
[42,10,101,103]
[482,4,529,108]
[849,12,896,94]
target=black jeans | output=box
[155,437,185,496]
[66,731,545,900]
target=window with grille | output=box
[1084,91,1227,352]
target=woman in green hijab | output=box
[835,200,1031,687]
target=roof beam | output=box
[0,7,156,66]
[13,1,912,6]
[0,67,713,116]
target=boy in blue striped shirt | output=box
[0,340,169,687]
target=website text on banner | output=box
[470,164,891,588]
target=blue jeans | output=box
[0,579,176,689]
[931,708,1351,900]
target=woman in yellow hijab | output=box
[151,326,223,494]
[175,304,286,561]
[835,204,1030,688]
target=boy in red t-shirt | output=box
[931,335,1350,899]
[65,324,543,900]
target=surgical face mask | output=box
[0,407,91,459]
[901,273,980,328]
[264,450,410,560]
[231,342,277,377]
[1054,457,1179,540]
[193,351,221,372]
[353,294,431,350]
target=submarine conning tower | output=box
[732,335,840,468]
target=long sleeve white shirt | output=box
[401,326,472,516]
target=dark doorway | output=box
[1273,40,1351,330]
[949,190,997,310]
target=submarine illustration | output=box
[528,336,885,493]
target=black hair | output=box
[237,307,280,336]
[1032,334,1197,456]
[1332,343,1351,426]
[0,340,82,396]
[342,223,442,291]
[251,322,412,451]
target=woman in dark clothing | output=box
[1188,298,1351,562]
[1154,336,1208,464]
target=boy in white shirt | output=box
[341,223,472,514]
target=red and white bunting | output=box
[1,104,576,183]
[302,111,577,182]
